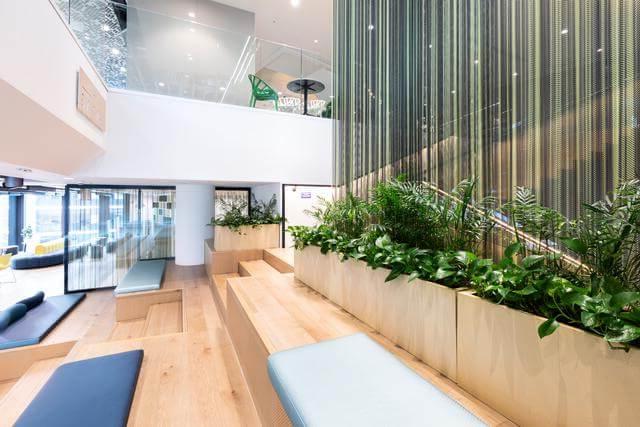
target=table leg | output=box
[303,87,308,115]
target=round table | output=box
[287,79,326,115]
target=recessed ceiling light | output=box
[111,48,120,56]
[561,28,569,35]
[219,86,226,91]
[474,59,479,64]
[290,0,300,7]
[188,11,196,18]
[17,167,32,173]
[102,24,110,32]
[158,81,165,87]
[368,24,374,30]
[597,48,603,53]
[314,39,319,44]
[428,44,433,49]
[512,72,519,77]
[451,90,456,94]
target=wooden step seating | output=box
[0,356,65,426]
[263,248,295,273]
[239,260,282,278]
[1,263,261,426]
[210,273,239,316]
[226,273,515,427]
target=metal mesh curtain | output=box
[334,0,640,220]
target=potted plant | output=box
[21,225,34,253]
[209,194,282,251]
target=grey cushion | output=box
[0,303,27,331]
[15,350,144,427]
[0,293,86,350]
[114,260,166,295]
[268,333,487,427]
[17,291,45,311]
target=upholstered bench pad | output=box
[114,260,166,295]
[268,333,486,427]
[0,293,86,350]
[15,350,144,427]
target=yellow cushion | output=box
[34,239,64,255]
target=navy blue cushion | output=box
[15,350,144,427]
[0,303,28,332]
[0,293,86,350]
[17,291,45,311]
[11,251,64,270]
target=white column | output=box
[175,184,213,266]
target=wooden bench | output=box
[225,274,514,427]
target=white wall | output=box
[79,90,333,186]
[175,184,214,265]
[283,185,333,247]
[0,0,107,148]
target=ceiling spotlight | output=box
[474,59,479,65]
[290,0,301,7]
[158,81,166,87]
[102,24,110,32]
[512,72,519,77]
[219,86,226,91]
[368,24,374,31]
[110,48,120,56]
[451,90,456,94]
[314,39,319,44]
[561,28,569,35]
[596,48,603,53]
[188,11,196,18]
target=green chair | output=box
[248,74,279,111]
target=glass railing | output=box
[53,0,333,118]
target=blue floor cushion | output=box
[268,333,487,427]
[0,293,86,350]
[17,291,45,311]
[0,303,27,331]
[15,350,144,427]
[115,259,167,295]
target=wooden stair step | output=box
[143,302,182,337]
[238,260,281,278]
[226,273,513,427]
[211,273,239,315]
[0,357,65,425]
[263,248,295,273]
[109,318,147,341]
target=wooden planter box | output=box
[457,291,640,427]
[213,224,280,251]
[294,245,459,380]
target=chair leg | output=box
[249,95,256,108]
[274,98,279,111]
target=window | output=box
[0,195,8,247]
[24,193,63,243]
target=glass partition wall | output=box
[52,0,332,118]
[65,186,175,293]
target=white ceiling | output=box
[211,0,332,61]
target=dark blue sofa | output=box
[11,251,64,270]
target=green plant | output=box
[21,225,33,240]
[307,193,371,238]
[211,194,282,234]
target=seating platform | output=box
[0,293,86,350]
[239,260,282,278]
[114,260,167,295]
[15,350,143,427]
[269,333,486,426]
[225,273,513,426]
[263,248,295,273]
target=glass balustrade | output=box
[53,0,333,118]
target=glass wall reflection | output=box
[65,186,175,292]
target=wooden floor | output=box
[0,262,261,427]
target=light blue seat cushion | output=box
[268,333,487,427]
[0,293,86,350]
[114,260,166,295]
[15,350,144,427]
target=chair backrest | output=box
[248,74,273,93]
[0,254,12,269]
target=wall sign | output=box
[76,68,106,132]
[301,192,312,199]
